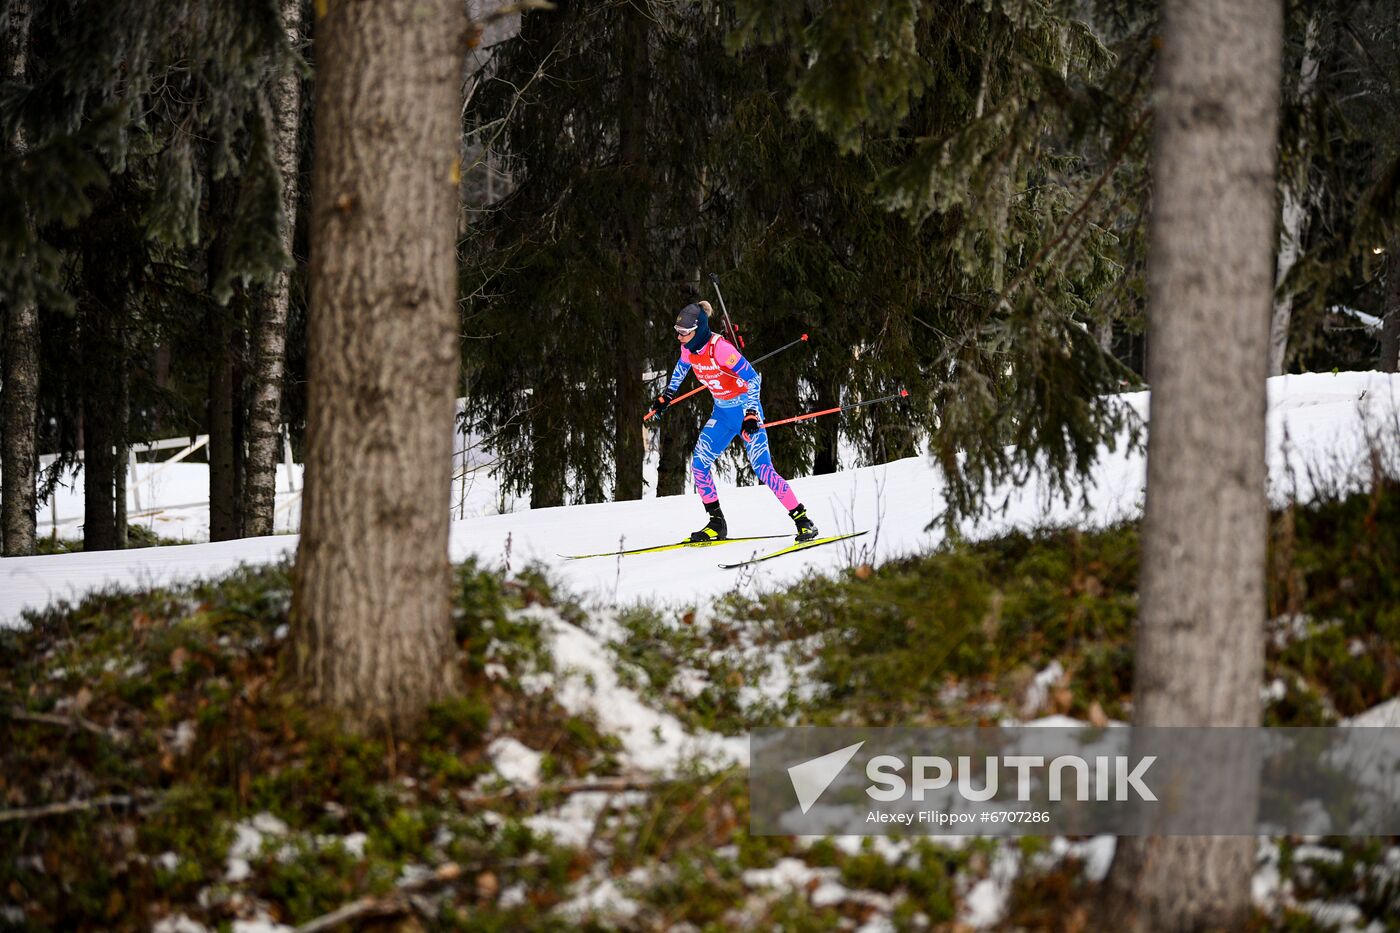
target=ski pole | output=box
[761,389,910,430]
[707,272,744,350]
[643,333,810,422]
[749,332,809,366]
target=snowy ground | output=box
[3,371,1398,629]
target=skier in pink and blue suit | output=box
[647,301,819,543]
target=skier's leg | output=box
[741,416,799,511]
[691,408,741,504]
[689,408,742,541]
[742,412,818,541]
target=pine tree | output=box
[1272,0,1400,370]
[1269,8,1321,376]
[291,0,465,727]
[463,1,1135,518]
[245,0,305,538]
[1102,0,1282,925]
[0,0,295,550]
[1383,240,1400,371]
[729,0,1139,524]
[1,0,38,555]
[464,1,676,509]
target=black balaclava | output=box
[676,303,712,354]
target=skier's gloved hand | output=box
[647,391,674,420]
[741,411,761,441]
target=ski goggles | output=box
[674,324,698,335]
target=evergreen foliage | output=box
[466,0,1149,523]
[1282,0,1400,369]
[0,0,299,519]
[1,0,1396,531]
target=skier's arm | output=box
[666,356,692,394]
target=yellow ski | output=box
[561,534,788,560]
[717,531,868,569]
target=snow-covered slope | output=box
[3,371,1397,629]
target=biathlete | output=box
[647,301,819,543]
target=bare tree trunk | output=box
[292,0,465,728]
[207,176,242,542]
[1095,318,1113,356]
[529,371,567,508]
[1102,0,1281,928]
[1267,13,1320,377]
[2,0,38,556]
[80,295,121,553]
[611,1,649,502]
[115,366,128,548]
[208,302,239,541]
[245,0,305,537]
[1382,241,1400,373]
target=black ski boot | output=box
[789,504,818,543]
[690,501,728,543]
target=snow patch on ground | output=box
[525,790,647,848]
[487,736,543,787]
[152,915,209,933]
[224,813,288,882]
[958,845,1021,929]
[230,920,294,933]
[553,875,643,923]
[520,605,748,772]
[1021,660,1065,716]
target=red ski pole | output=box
[643,333,810,422]
[761,388,910,430]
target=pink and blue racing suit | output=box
[666,334,800,510]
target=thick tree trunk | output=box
[611,2,650,502]
[1381,242,1400,373]
[207,302,239,540]
[530,371,567,508]
[2,0,38,556]
[233,343,246,527]
[1267,13,1320,377]
[206,176,243,541]
[115,367,128,548]
[80,292,121,553]
[245,0,305,537]
[292,0,465,728]
[1102,0,1281,928]
[3,298,40,557]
